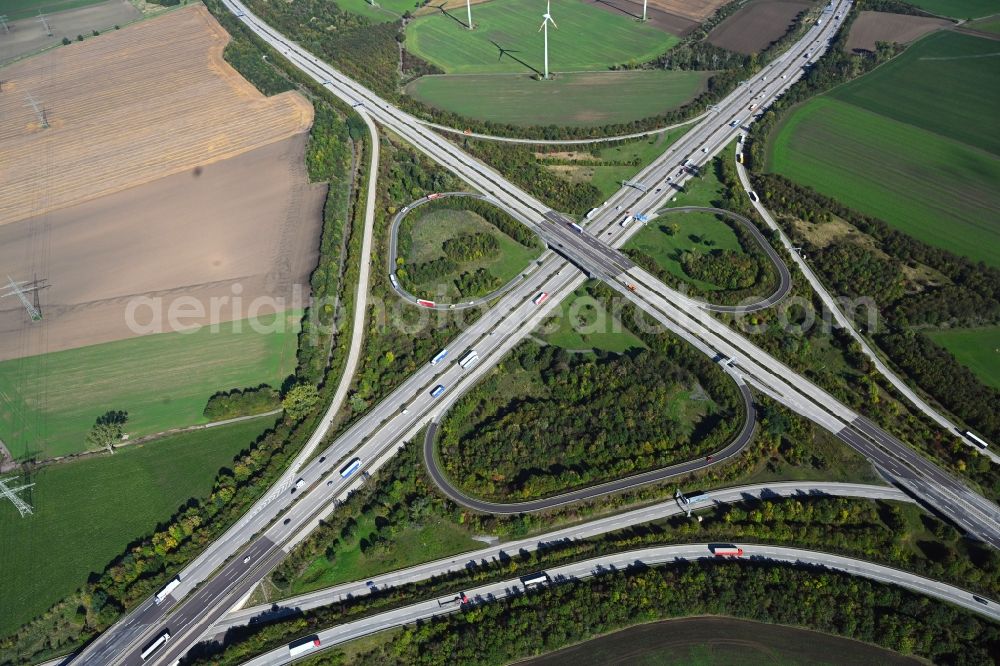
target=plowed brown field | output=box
[845,11,951,52]
[0,4,312,226]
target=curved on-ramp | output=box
[387,191,546,310]
[422,378,756,514]
[650,206,792,313]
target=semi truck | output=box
[710,544,744,557]
[154,576,181,605]
[141,631,171,661]
[459,350,479,369]
[288,636,322,658]
[340,458,362,478]
[430,349,449,366]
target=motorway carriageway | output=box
[212,480,917,634]
[240,540,1000,666]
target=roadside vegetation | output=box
[312,561,998,666]
[535,127,691,200]
[624,154,780,303]
[193,490,999,666]
[396,198,541,301]
[537,283,647,353]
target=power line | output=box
[24,94,49,129]
[37,12,51,37]
[0,476,35,517]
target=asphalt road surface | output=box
[240,541,999,666]
[213,480,914,634]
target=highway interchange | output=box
[65,0,1000,664]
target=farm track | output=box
[0,5,312,226]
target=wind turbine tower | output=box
[467,0,473,29]
[538,0,557,80]
[642,0,648,21]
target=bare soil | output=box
[845,11,951,53]
[708,0,814,54]
[0,0,142,65]
[584,0,700,36]
[0,134,326,362]
[0,4,313,226]
[645,0,733,22]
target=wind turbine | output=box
[538,0,557,80]
[466,0,473,29]
[642,0,648,21]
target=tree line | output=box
[203,385,280,421]
[749,173,1000,447]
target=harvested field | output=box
[0,0,141,64]
[0,134,325,362]
[584,0,699,36]
[0,4,313,226]
[845,11,951,53]
[708,0,813,54]
[645,0,732,21]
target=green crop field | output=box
[0,312,299,460]
[2,0,107,21]
[904,0,1000,18]
[0,417,271,637]
[406,70,708,127]
[624,212,748,291]
[928,325,1000,389]
[829,32,1000,156]
[767,32,1000,266]
[768,98,1000,266]
[401,207,540,300]
[406,0,676,75]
